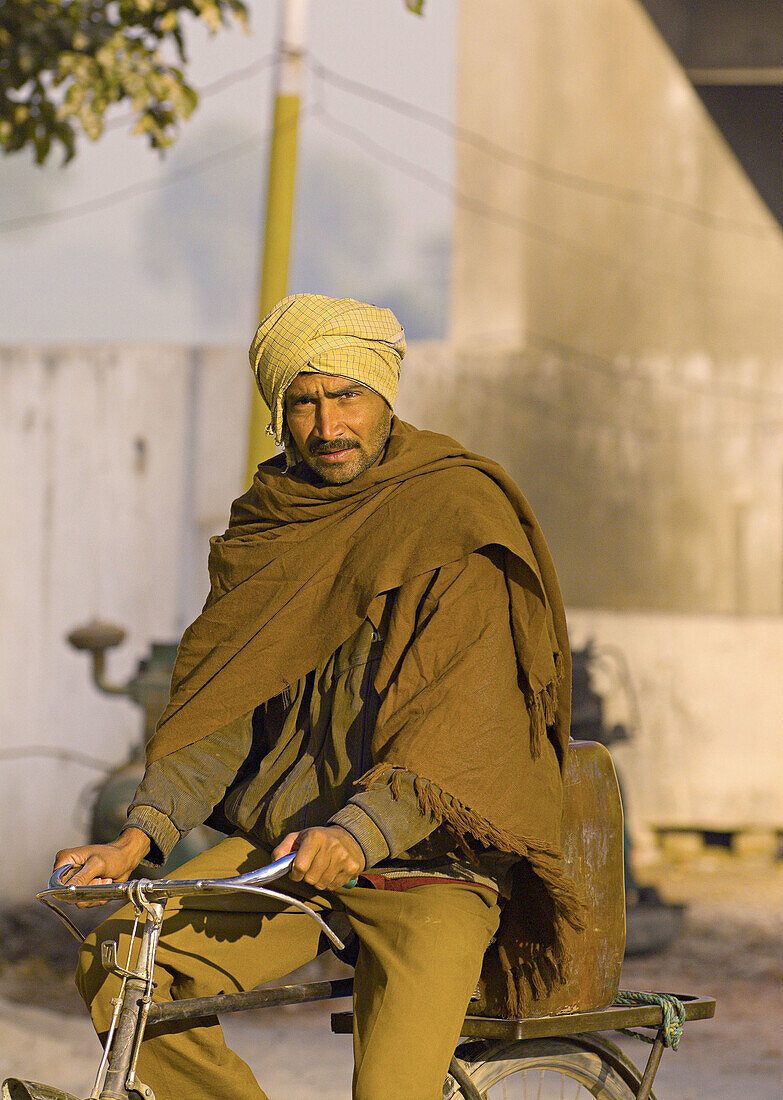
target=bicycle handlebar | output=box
[44,852,299,902]
[39,852,349,951]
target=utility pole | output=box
[245,0,308,486]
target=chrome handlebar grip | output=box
[40,853,346,950]
[45,853,298,897]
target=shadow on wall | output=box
[398,341,782,615]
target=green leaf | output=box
[0,0,250,163]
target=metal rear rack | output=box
[330,991,715,1039]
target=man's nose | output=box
[314,402,343,439]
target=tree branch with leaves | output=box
[0,0,248,164]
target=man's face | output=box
[284,372,392,485]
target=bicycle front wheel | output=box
[446,1035,651,1099]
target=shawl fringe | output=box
[527,649,566,759]
[357,762,586,1017]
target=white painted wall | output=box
[567,609,783,839]
[0,344,248,902]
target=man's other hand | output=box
[273,825,365,891]
[53,827,151,907]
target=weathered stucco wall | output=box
[451,0,783,613]
[567,608,783,837]
[397,342,783,615]
[2,344,781,902]
[0,344,248,902]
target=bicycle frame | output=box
[4,856,347,1100]
[2,860,716,1100]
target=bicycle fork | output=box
[91,893,164,1100]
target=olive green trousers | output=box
[75,834,501,1100]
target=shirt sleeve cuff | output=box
[329,804,391,869]
[124,806,181,867]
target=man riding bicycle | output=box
[54,294,581,1100]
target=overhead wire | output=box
[46,45,772,247]
[0,108,307,232]
[0,746,114,770]
[4,45,776,250]
[310,102,783,307]
[310,103,594,252]
[309,67,783,421]
[4,108,782,405]
[4,46,783,354]
[0,54,279,231]
[193,51,276,97]
[4,46,780,300]
[102,52,276,132]
[0,134,262,231]
[310,58,775,241]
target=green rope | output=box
[613,990,686,1050]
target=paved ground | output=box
[0,856,781,1098]
[616,856,783,1100]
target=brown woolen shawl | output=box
[149,418,584,1013]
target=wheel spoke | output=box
[460,1037,640,1100]
[483,1074,627,1098]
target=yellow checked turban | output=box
[249,294,406,446]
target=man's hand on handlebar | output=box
[53,827,151,907]
[273,825,364,891]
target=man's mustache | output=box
[309,438,360,455]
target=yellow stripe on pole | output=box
[246,91,302,486]
[259,95,301,320]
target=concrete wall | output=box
[451,0,783,613]
[0,344,248,902]
[398,341,783,615]
[2,342,782,903]
[567,608,783,838]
